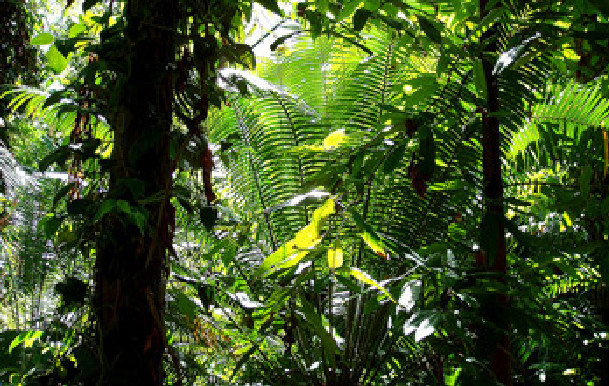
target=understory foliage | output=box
[1,0,609,385]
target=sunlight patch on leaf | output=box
[398,280,421,312]
[350,267,395,302]
[328,247,344,270]
[258,198,335,275]
[403,313,436,342]
[263,190,329,214]
[323,129,347,149]
[492,32,541,75]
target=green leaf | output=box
[39,146,70,172]
[39,215,63,238]
[404,75,439,107]
[46,45,68,73]
[318,0,329,12]
[428,179,467,191]
[417,16,442,44]
[116,199,132,214]
[353,9,372,32]
[31,33,54,45]
[299,295,339,364]
[230,344,259,382]
[338,0,360,20]
[94,199,116,221]
[68,23,87,38]
[171,290,199,321]
[473,59,488,102]
[349,207,388,258]
[9,331,43,354]
[364,0,380,11]
[52,182,76,209]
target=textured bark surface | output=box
[94,1,175,384]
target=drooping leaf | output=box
[258,198,335,275]
[171,290,199,321]
[349,267,394,302]
[349,207,388,259]
[94,199,117,222]
[417,16,442,44]
[353,9,372,32]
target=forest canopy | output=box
[1,0,609,385]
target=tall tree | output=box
[479,0,510,383]
[94,0,176,383]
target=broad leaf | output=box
[31,33,54,45]
[46,45,68,73]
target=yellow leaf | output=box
[349,267,395,302]
[313,197,336,222]
[563,211,572,227]
[322,129,347,149]
[258,198,335,275]
[328,247,344,269]
[361,231,388,259]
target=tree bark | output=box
[479,0,511,384]
[95,1,175,384]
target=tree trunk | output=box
[95,1,175,384]
[479,0,511,384]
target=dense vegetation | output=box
[2,0,609,385]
